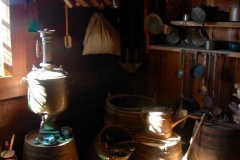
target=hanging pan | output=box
[189,52,204,79]
[191,0,207,24]
[145,0,164,35]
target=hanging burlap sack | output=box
[82,12,121,56]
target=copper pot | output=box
[140,106,191,138]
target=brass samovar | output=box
[21,29,68,137]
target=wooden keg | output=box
[90,125,135,160]
[22,130,78,160]
[131,131,182,160]
[189,120,240,160]
[104,94,156,135]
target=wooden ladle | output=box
[3,134,15,158]
[64,4,72,48]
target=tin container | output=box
[229,7,240,21]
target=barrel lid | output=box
[27,68,67,80]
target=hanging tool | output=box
[173,50,188,128]
[64,3,72,48]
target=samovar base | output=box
[38,128,61,138]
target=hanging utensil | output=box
[189,52,204,79]
[175,50,184,78]
[177,55,200,117]
[173,50,188,128]
[64,4,72,48]
[145,0,164,35]
[218,55,225,106]
[210,55,225,119]
[198,52,207,95]
[212,54,218,103]
[202,53,213,108]
[163,0,174,35]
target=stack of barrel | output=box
[104,93,183,160]
[130,106,183,160]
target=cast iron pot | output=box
[229,42,240,52]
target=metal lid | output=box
[145,13,164,35]
[27,68,67,80]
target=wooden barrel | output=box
[90,125,135,160]
[131,131,182,160]
[189,120,240,160]
[22,130,78,160]
[104,94,156,135]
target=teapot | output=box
[140,106,191,139]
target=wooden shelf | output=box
[148,44,240,58]
[170,21,240,28]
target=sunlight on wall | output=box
[0,0,12,77]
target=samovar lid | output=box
[27,67,67,80]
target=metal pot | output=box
[140,106,191,139]
[229,7,240,21]
[188,29,206,47]
[191,0,218,23]
[191,0,207,23]
[204,39,218,50]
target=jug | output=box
[140,106,191,139]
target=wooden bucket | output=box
[189,120,240,160]
[90,125,135,160]
[131,131,182,160]
[104,94,156,135]
[22,130,78,160]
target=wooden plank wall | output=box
[146,0,240,116]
